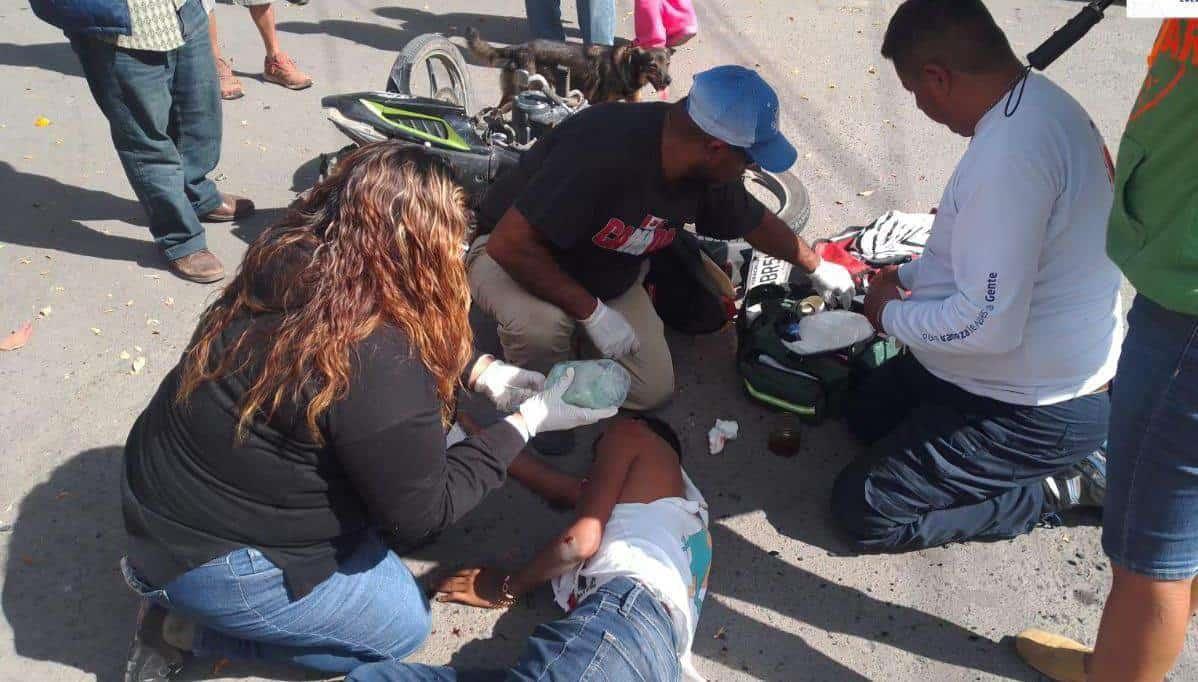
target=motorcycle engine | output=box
[513,91,573,143]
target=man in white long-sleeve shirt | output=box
[831,0,1121,553]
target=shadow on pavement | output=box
[277,7,575,57]
[0,41,83,79]
[3,447,135,682]
[0,161,169,271]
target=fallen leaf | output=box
[451,627,462,637]
[212,658,231,675]
[834,200,845,206]
[18,257,32,265]
[828,83,837,89]
[146,319,160,327]
[34,116,51,128]
[104,307,115,313]
[163,297,174,307]
[144,274,161,280]
[22,155,33,160]
[38,306,52,318]
[55,138,63,145]
[90,327,102,336]
[21,556,33,567]
[119,350,131,360]
[0,322,34,351]
[53,286,64,293]
[214,172,228,182]
[134,345,143,353]
[131,356,146,375]
[867,65,878,74]
[239,120,249,127]
[125,300,134,307]
[803,152,813,160]
[858,190,875,197]
[55,491,70,500]
[714,626,728,640]
[44,254,53,260]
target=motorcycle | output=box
[318,33,811,296]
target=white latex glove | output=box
[518,367,618,437]
[579,300,640,359]
[810,259,857,310]
[473,358,546,413]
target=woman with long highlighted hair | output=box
[117,143,614,681]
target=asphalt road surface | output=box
[0,1,1188,680]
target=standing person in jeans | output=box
[116,144,614,682]
[525,0,614,46]
[1017,18,1198,682]
[348,416,713,682]
[203,0,313,100]
[31,0,255,283]
[830,0,1121,552]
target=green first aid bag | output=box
[735,283,902,423]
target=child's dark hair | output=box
[592,415,683,462]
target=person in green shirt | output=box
[1017,18,1198,682]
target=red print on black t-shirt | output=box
[592,214,677,255]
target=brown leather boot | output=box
[200,194,255,222]
[168,249,224,283]
[263,52,313,90]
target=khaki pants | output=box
[467,237,674,411]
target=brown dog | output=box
[466,28,673,108]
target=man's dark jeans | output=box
[68,0,221,261]
[831,353,1109,553]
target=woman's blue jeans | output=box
[122,536,431,674]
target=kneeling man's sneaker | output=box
[1042,447,1107,514]
[125,601,185,682]
[1015,628,1090,682]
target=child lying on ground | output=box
[347,416,712,681]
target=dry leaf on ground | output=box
[38,306,52,318]
[0,322,33,351]
[858,190,875,197]
[131,356,146,375]
[90,327,102,336]
[34,116,51,128]
[119,350,131,360]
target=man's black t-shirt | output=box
[477,102,766,301]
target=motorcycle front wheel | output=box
[387,33,475,114]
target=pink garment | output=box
[634,0,698,49]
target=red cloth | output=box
[815,235,873,288]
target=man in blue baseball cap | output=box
[469,65,855,449]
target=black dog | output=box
[466,28,673,108]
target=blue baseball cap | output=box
[686,66,797,173]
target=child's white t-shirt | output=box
[551,470,712,681]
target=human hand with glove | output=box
[471,356,546,413]
[810,259,857,310]
[579,300,640,359]
[509,367,618,438]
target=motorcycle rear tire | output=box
[387,33,475,114]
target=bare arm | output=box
[505,442,635,596]
[507,452,584,510]
[487,206,599,320]
[743,210,822,273]
[433,437,636,607]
